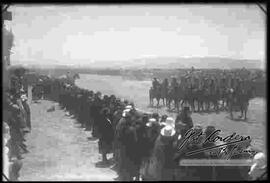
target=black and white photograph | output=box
[2,3,267,181]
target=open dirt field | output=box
[19,100,117,181]
[76,74,267,153]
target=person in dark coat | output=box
[175,107,193,133]
[115,110,138,180]
[144,124,178,180]
[21,94,31,132]
[97,108,114,165]
[91,96,102,138]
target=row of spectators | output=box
[3,72,31,181]
[38,76,267,181]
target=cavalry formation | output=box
[149,68,263,120]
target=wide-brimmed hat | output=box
[249,152,267,178]
[146,118,157,127]
[20,94,28,101]
[160,125,176,137]
[125,105,133,110]
[160,117,175,128]
[122,109,131,117]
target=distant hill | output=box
[125,57,263,70]
[12,57,264,70]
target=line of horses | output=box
[149,84,255,120]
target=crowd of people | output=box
[33,71,266,181]
[3,70,31,181]
[2,67,267,181]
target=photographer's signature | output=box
[177,128,256,159]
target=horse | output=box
[166,86,179,112]
[149,85,162,107]
[160,84,168,106]
[219,87,228,110]
[180,86,195,112]
[192,87,205,112]
[227,87,254,120]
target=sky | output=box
[7,4,266,66]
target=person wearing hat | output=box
[125,105,133,110]
[176,107,193,131]
[152,77,160,91]
[145,123,178,180]
[21,93,31,133]
[152,113,160,122]
[145,118,161,147]
[114,107,137,180]
[248,152,267,180]
[160,117,175,128]
[96,107,114,166]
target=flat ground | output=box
[76,74,266,152]
[19,100,117,181]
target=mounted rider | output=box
[152,77,160,90]
[170,76,178,91]
[161,78,169,89]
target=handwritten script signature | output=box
[177,128,256,159]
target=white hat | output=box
[125,105,133,110]
[146,118,157,127]
[21,94,28,101]
[164,117,175,128]
[253,152,266,168]
[249,152,267,179]
[160,125,176,137]
[122,109,131,117]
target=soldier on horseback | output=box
[149,78,162,107]
[170,77,178,90]
[152,78,160,91]
[161,78,169,106]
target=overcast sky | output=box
[8,4,266,66]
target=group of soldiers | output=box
[150,68,263,117]
[3,71,31,181]
[33,72,266,181]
